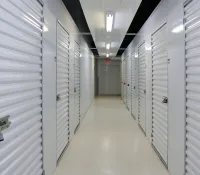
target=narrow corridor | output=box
[56,97,169,175]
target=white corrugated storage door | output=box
[124,59,127,104]
[56,23,70,160]
[184,0,200,174]
[151,23,168,165]
[121,60,124,100]
[121,61,122,99]
[123,60,126,103]
[127,56,132,110]
[74,42,80,130]
[131,54,137,119]
[0,0,44,174]
[138,42,146,133]
[131,55,134,115]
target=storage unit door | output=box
[74,42,80,128]
[151,23,168,165]
[121,61,123,99]
[56,23,70,160]
[124,59,127,104]
[123,61,126,103]
[138,43,146,133]
[0,0,44,174]
[131,55,137,119]
[131,56,134,114]
[127,57,132,110]
[121,61,124,100]
[184,0,200,174]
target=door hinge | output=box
[168,58,170,63]
[54,57,57,61]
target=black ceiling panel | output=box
[120,35,135,49]
[117,0,161,56]
[90,49,99,56]
[117,50,125,57]
[62,0,98,56]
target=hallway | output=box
[56,97,169,175]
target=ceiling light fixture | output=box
[106,43,111,50]
[106,14,114,32]
[106,53,110,58]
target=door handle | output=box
[162,96,168,104]
[0,115,11,142]
[144,89,146,94]
[57,94,61,101]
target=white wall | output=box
[43,6,57,175]
[122,0,185,175]
[42,0,95,174]
[97,60,121,95]
[80,45,95,120]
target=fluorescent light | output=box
[106,43,111,50]
[106,14,113,32]
[106,54,109,58]
[172,24,184,33]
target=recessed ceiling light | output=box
[106,14,114,32]
[106,43,111,50]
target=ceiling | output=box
[62,0,161,57]
[79,0,142,57]
[62,0,99,56]
[117,0,161,56]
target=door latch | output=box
[0,115,11,142]
[57,94,61,101]
[162,96,168,104]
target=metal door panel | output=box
[127,56,132,110]
[56,23,70,160]
[138,42,146,133]
[123,59,127,104]
[151,23,168,165]
[0,0,43,174]
[74,42,80,130]
[184,0,200,174]
[132,54,138,119]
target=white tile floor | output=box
[56,97,169,175]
